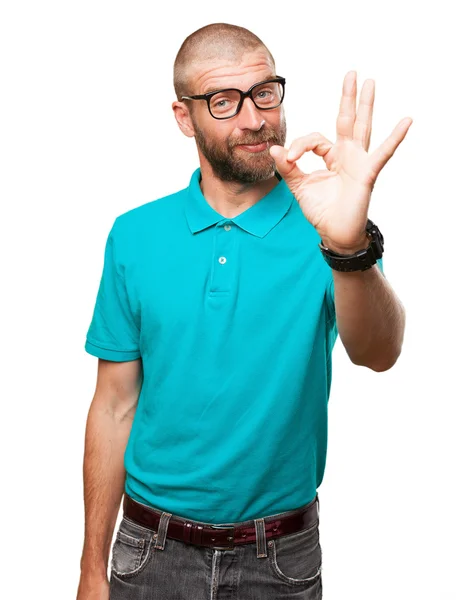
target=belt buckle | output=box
[209,524,236,550]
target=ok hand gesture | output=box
[269,71,413,253]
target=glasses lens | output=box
[209,89,242,118]
[252,81,284,110]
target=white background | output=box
[1,1,469,598]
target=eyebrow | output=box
[202,75,276,95]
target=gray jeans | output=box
[109,494,323,599]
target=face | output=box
[179,51,287,184]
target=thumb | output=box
[269,144,304,189]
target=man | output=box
[77,22,410,600]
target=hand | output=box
[269,71,413,253]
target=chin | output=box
[234,169,275,184]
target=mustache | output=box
[231,137,276,147]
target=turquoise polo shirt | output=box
[85,166,383,523]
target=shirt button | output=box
[224,224,231,231]
[218,256,227,264]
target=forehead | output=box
[189,51,275,94]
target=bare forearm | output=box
[79,402,134,579]
[332,264,406,371]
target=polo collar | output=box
[184,167,294,238]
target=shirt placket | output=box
[210,220,237,295]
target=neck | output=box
[198,163,280,219]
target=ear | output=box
[172,101,195,138]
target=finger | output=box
[269,144,306,189]
[336,71,357,141]
[353,79,375,151]
[286,132,334,163]
[368,118,413,179]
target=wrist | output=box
[79,568,108,584]
[321,233,371,255]
[80,555,108,580]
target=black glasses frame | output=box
[181,76,286,120]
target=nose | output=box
[236,96,266,130]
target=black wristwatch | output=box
[318,219,384,272]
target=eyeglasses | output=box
[181,76,286,120]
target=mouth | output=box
[236,140,269,153]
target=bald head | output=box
[173,23,276,101]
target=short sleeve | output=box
[325,256,385,319]
[84,219,141,361]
